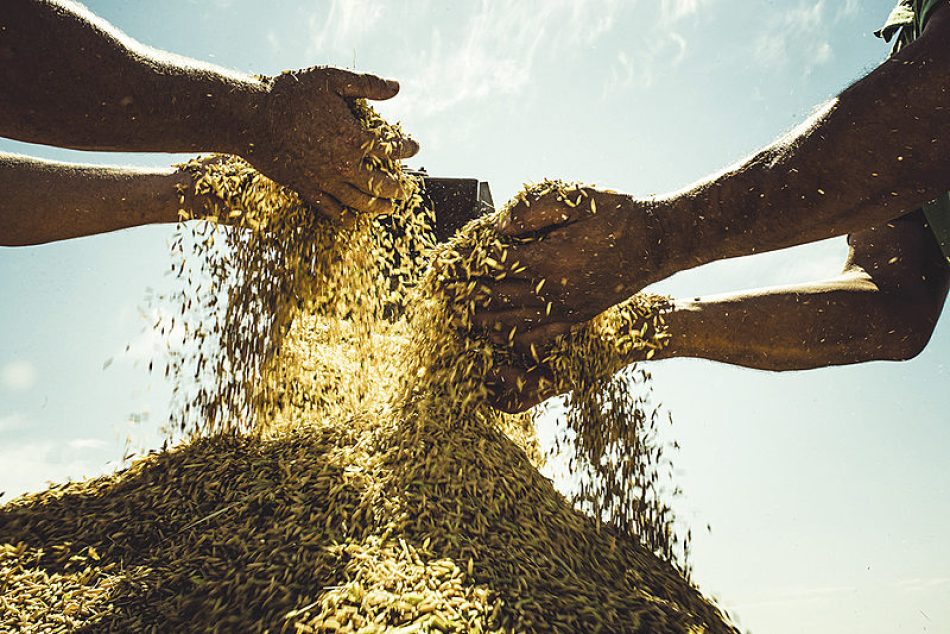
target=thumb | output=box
[332,70,400,101]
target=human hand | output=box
[485,321,665,414]
[475,183,671,353]
[244,66,419,222]
[486,362,556,414]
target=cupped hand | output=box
[485,324,664,414]
[246,66,419,221]
[475,185,669,353]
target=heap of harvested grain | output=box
[0,102,736,633]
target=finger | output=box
[329,182,397,217]
[473,307,546,331]
[348,143,412,199]
[481,317,527,349]
[494,238,560,280]
[511,322,574,355]
[310,191,347,223]
[353,163,406,200]
[391,136,420,159]
[486,364,557,413]
[354,168,403,199]
[487,328,509,347]
[497,188,596,237]
[363,134,420,161]
[475,292,587,332]
[476,279,546,311]
[332,70,400,101]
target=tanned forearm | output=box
[0,0,263,155]
[660,6,950,272]
[0,152,188,246]
[652,276,925,370]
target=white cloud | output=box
[895,577,950,592]
[608,51,636,92]
[68,438,109,450]
[383,0,623,120]
[837,0,860,20]
[307,0,387,61]
[0,440,117,501]
[1,360,37,392]
[602,1,699,95]
[813,41,832,65]
[604,30,689,94]
[660,0,709,23]
[753,1,836,71]
[0,413,28,433]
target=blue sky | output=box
[1,1,948,632]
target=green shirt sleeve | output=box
[876,0,915,43]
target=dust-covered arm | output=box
[0,152,191,246]
[485,4,950,344]
[663,5,950,270]
[488,211,949,412]
[658,212,949,371]
[0,0,418,218]
[0,0,263,156]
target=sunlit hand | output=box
[485,327,662,414]
[475,185,671,353]
[244,66,420,221]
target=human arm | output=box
[659,212,949,370]
[488,210,949,412]
[0,152,193,246]
[479,3,950,344]
[0,0,417,218]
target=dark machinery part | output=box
[376,171,495,317]
[418,174,495,242]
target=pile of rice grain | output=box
[0,102,736,633]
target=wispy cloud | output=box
[381,0,622,120]
[0,440,116,501]
[307,0,387,62]
[68,438,109,450]
[603,2,699,95]
[836,0,860,21]
[604,30,689,94]
[1,360,37,392]
[0,413,28,433]
[895,577,950,593]
[660,0,709,23]
[752,0,848,72]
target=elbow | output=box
[0,231,44,247]
[865,297,941,362]
[875,327,932,362]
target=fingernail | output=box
[385,79,400,92]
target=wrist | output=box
[654,298,702,360]
[214,76,269,157]
[649,193,709,275]
[156,169,196,223]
